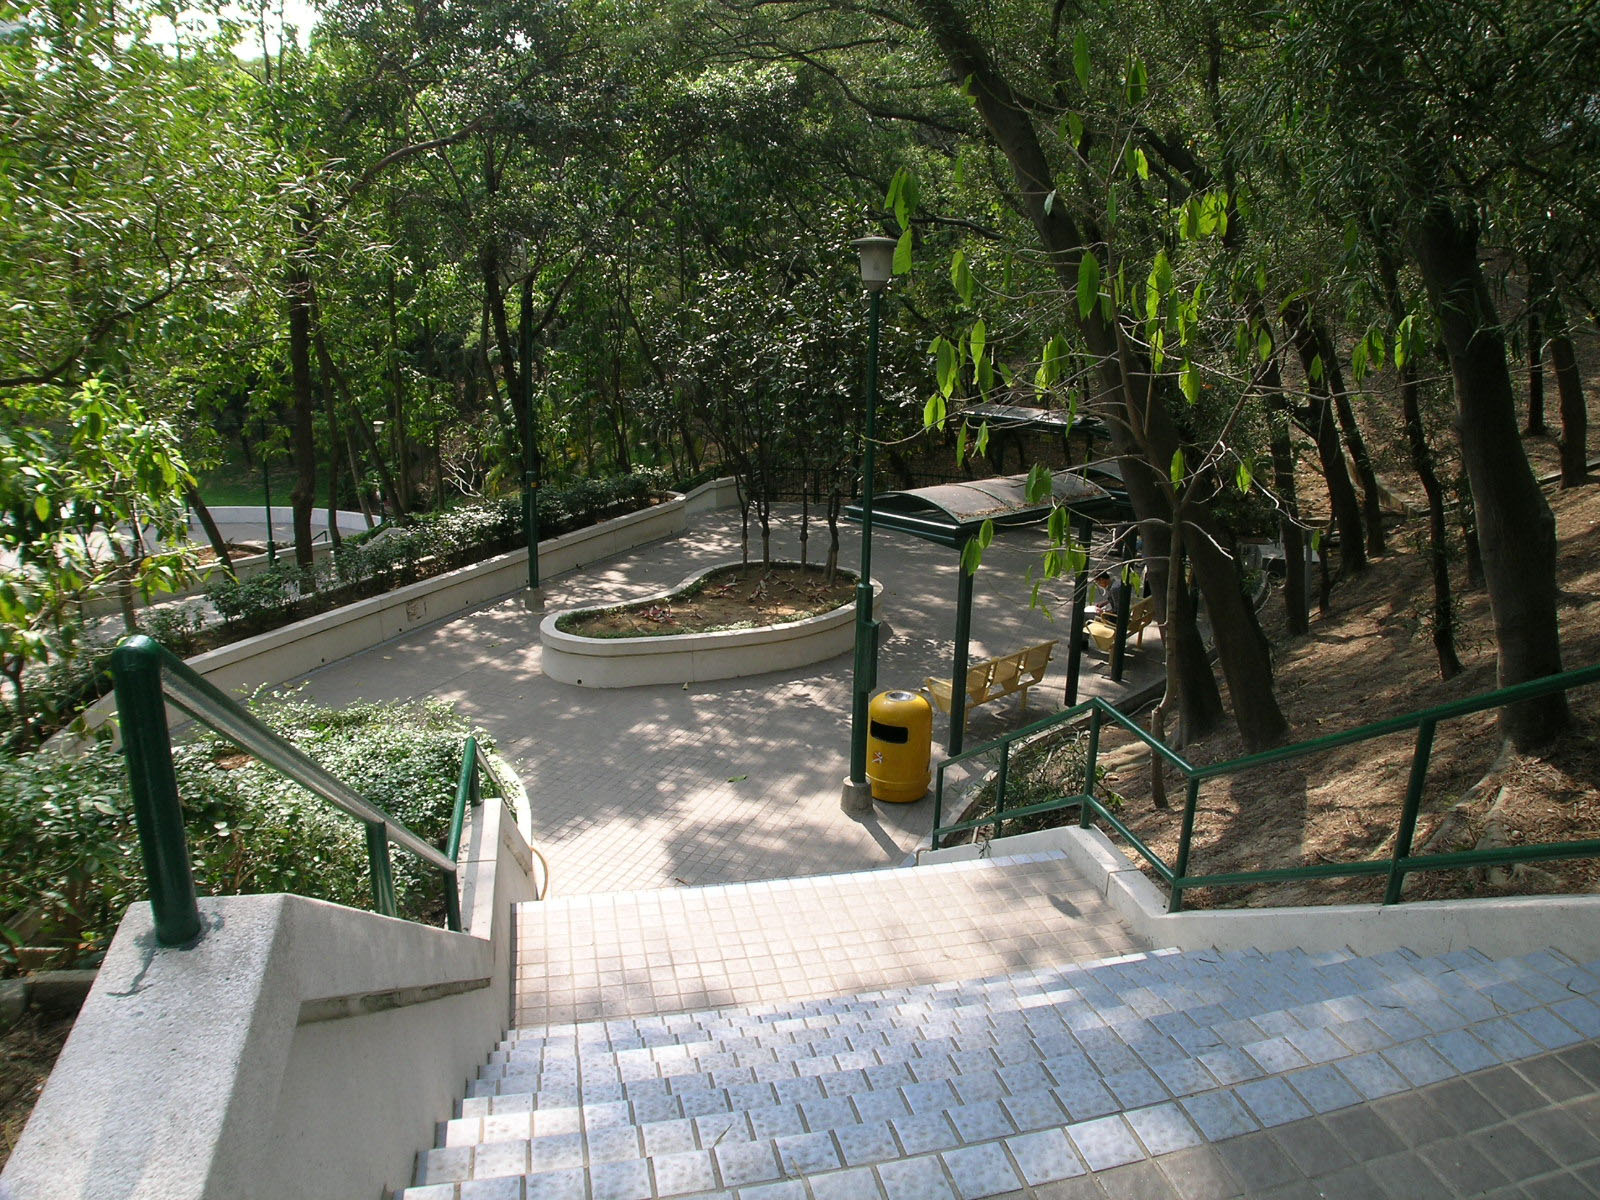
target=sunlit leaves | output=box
[893,229,912,275]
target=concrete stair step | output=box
[511,850,1146,1027]
[399,945,1600,1198]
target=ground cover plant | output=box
[0,695,487,976]
[555,562,856,638]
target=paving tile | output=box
[948,1100,1016,1144]
[653,1149,718,1197]
[1235,1077,1312,1128]
[810,1166,886,1200]
[1269,1116,1354,1178]
[1215,1131,1301,1192]
[589,1158,652,1200]
[1006,1128,1086,1186]
[738,1182,808,1200]
[1365,1150,1452,1200]
[773,1131,842,1175]
[836,1120,901,1167]
[1418,1136,1510,1194]
[416,1147,473,1185]
[1518,1054,1593,1103]
[940,1142,1023,1200]
[1516,1107,1600,1161]
[1469,1064,1550,1117]
[1336,1052,1411,1100]
[1124,1103,1204,1157]
[460,1179,523,1200]
[1066,1115,1146,1172]
[1154,1144,1241,1200]
[1179,1091,1259,1142]
[877,1154,957,1200]
[1089,1160,1180,1200]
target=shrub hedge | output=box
[0,696,486,975]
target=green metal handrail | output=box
[112,634,479,945]
[933,661,1600,913]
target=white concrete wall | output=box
[1,793,535,1200]
[682,476,740,515]
[72,495,692,741]
[922,824,1600,963]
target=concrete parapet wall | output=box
[920,824,1600,962]
[1,789,535,1200]
[73,494,692,739]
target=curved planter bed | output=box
[540,562,881,688]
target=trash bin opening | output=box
[869,721,910,743]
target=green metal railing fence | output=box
[111,634,484,946]
[933,662,1600,913]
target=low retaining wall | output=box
[74,493,693,738]
[539,565,875,688]
[918,825,1600,962]
[81,507,372,620]
[1,787,535,1200]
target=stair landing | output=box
[514,851,1144,1026]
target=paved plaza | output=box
[300,504,1159,896]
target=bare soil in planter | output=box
[0,1011,72,1171]
[558,563,855,638]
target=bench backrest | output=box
[965,660,996,703]
[1019,640,1056,682]
[1127,597,1156,628]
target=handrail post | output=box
[1385,719,1436,905]
[994,741,1011,839]
[1080,706,1102,828]
[931,765,945,849]
[112,637,203,946]
[1169,777,1201,913]
[366,821,398,917]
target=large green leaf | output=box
[1077,254,1101,320]
[950,251,974,305]
[893,228,913,274]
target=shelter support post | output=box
[949,552,975,756]
[1064,516,1093,704]
[1109,565,1133,682]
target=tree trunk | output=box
[1527,308,1546,434]
[1550,326,1588,488]
[1268,410,1308,635]
[1284,299,1367,575]
[184,486,233,575]
[1375,244,1461,679]
[286,254,317,569]
[1413,205,1567,748]
[911,0,1282,746]
[1316,318,1386,557]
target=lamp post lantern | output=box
[842,235,897,813]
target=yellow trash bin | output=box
[867,690,933,803]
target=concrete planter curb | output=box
[918,824,1600,962]
[539,561,877,687]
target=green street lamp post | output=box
[519,275,540,592]
[842,235,896,813]
[261,446,277,564]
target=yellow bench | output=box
[1085,596,1156,653]
[924,640,1057,728]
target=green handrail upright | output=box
[109,633,472,946]
[112,637,203,946]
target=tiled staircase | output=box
[398,853,1600,1200]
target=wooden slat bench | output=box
[1085,596,1156,653]
[924,640,1057,729]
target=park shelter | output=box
[846,469,1132,754]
